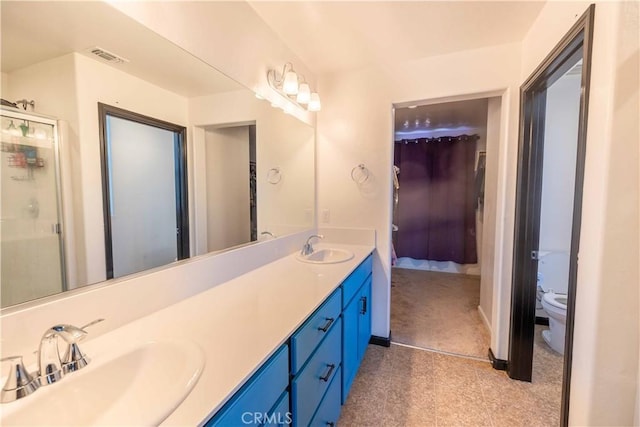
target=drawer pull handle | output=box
[327,423,335,427]
[317,317,334,332]
[319,363,336,382]
[360,296,367,314]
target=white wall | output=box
[479,96,502,326]
[1,72,9,93]
[537,73,582,295]
[317,42,522,340]
[205,126,251,251]
[521,1,639,425]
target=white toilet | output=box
[541,290,568,355]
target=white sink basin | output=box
[296,248,354,264]
[1,340,205,426]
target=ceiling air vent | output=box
[87,47,129,64]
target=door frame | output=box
[508,4,594,426]
[98,103,189,279]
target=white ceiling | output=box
[394,98,489,138]
[249,1,546,75]
[1,2,242,98]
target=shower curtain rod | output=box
[395,134,479,144]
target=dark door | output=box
[99,103,189,279]
[508,5,594,426]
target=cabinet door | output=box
[341,294,359,403]
[292,318,342,427]
[357,278,372,363]
[207,346,289,426]
[309,366,342,427]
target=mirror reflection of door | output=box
[98,103,188,280]
[203,124,257,252]
[0,109,66,306]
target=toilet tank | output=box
[537,251,570,294]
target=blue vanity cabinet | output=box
[205,253,374,427]
[205,345,289,427]
[341,255,373,403]
[290,288,342,427]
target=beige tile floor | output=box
[339,343,562,426]
[390,268,491,358]
[338,267,564,426]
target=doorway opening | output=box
[390,97,497,359]
[98,103,189,280]
[196,123,257,254]
[508,5,594,426]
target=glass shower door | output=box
[0,109,65,307]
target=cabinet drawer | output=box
[264,391,291,426]
[309,366,342,427]
[342,254,373,308]
[292,317,342,427]
[291,288,342,374]
[207,345,289,426]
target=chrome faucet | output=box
[1,318,103,403]
[0,356,39,403]
[301,234,324,256]
[38,324,88,385]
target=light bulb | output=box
[34,128,47,140]
[296,83,311,104]
[308,93,321,112]
[282,71,299,95]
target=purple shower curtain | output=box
[394,135,478,264]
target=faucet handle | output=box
[62,319,104,373]
[1,355,40,403]
[81,318,105,330]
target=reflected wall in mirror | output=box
[0,1,315,308]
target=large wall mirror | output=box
[0,1,315,308]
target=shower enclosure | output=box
[1,107,66,307]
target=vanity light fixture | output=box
[308,93,321,112]
[296,83,311,105]
[283,70,299,95]
[266,62,321,112]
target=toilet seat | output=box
[542,292,567,310]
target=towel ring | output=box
[351,164,369,184]
[267,167,282,184]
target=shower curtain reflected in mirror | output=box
[393,135,478,265]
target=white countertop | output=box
[58,243,373,426]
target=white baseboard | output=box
[478,305,491,333]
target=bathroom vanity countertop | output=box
[71,243,373,426]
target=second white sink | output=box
[1,340,205,426]
[296,248,354,264]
